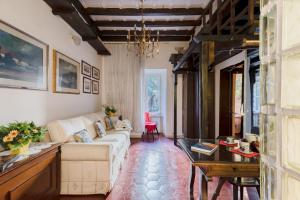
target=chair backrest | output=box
[144,112,151,123]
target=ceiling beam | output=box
[44,0,110,55]
[99,30,194,36]
[86,7,204,16]
[101,35,191,42]
[94,20,200,27]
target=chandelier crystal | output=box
[127,0,160,58]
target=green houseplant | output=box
[0,121,46,155]
[103,105,117,116]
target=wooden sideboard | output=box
[0,144,61,200]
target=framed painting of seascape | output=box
[53,50,80,94]
[0,20,48,90]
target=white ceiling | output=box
[80,0,210,9]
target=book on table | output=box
[191,142,218,155]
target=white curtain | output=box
[103,43,144,133]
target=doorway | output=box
[143,69,167,134]
[219,63,244,137]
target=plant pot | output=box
[10,142,31,155]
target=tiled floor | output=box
[61,136,259,200]
[105,136,259,200]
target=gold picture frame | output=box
[53,50,80,94]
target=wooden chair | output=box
[142,112,159,141]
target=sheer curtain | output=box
[103,43,144,133]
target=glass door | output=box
[260,0,300,199]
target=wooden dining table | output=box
[177,138,260,200]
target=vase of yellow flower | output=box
[0,122,46,155]
[103,105,117,116]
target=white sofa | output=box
[46,112,131,195]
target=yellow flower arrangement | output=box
[9,130,19,138]
[0,121,47,155]
[3,135,13,142]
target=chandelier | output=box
[127,0,159,58]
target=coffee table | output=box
[177,138,260,200]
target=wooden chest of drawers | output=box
[0,144,61,200]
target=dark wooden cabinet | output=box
[0,144,61,200]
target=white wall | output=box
[143,42,188,137]
[214,51,247,137]
[103,42,188,137]
[0,0,103,125]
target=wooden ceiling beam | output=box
[101,35,191,42]
[86,7,204,16]
[94,20,200,27]
[99,30,194,36]
[44,0,110,55]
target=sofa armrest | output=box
[61,142,113,161]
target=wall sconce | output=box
[72,35,81,46]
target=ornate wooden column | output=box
[169,54,182,145]
[199,41,215,139]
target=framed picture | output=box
[92,66,100,80]
[83,77,91,93]
[0,20,48,90]
[53,50,80,94]
[81,60,91,77]
[92,80,99,94]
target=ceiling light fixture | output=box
[126,0,159,58]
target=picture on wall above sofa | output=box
[92,66,100,80]
[53,50,80,94]
[92,80,99,94]
[81,60,92,77]
[0,20,48,90]
[83,76,91,93]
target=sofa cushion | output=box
[47,117,86,143]
[94,134,126,144]
[74,129,93,143]
[94,112,107,128]
[114,120,132,131]
[104,116,114,130]
[92,138,122,161]
[81,116,98,139]
[94,133,127,155]
[110,116,119,127]
[107,130,130,140]
[94,121,106,138]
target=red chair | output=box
[142,112,159,141]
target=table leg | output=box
[189,163,196,199]
[240,187,243,200]
[211,177,226,200]
[233,184,238,200]
[198,169,208,200]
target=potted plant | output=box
[103,105,117,116]
[0,121,46,155]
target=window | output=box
[145,72,161,114]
